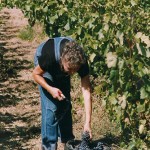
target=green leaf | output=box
[103,23,109,32]
[135,32,142,39]
[103,13,110,23]
[92,43,98,49]
[98,30,104,39]
[140,119,146,125]
[140,87,149,99]
[141,34,150,48]
[43,6,48,13]
[90,53,96,62]
[122,67,131,81]
[116,46,124,56]
[128,141,136,149]
[25,5,30,11]
[111,14,118,24]
[146,85,150,92]
[64,22,70,30]
[106,52,117,68]
[131,0,137,6]
[142,67,150,75]
[118,94,127,109]
[137,103,145,113]
[118,59,124,70]
[102,99,106,107]
[109,94,117,105]
[116,31,124,45]
[139,124,144,134]
[109,69,117,80]
[70,16,76,22]
[77,27,81,35]
[140,43,147,56]
[121,98,126,109]
[136,42,150,58]
[50,15,58,24]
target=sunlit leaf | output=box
[141,34,150,48]
[135,32,143,39]
[90,53,96,62]
[106,52,117,68]
[103,13,110,23]
[136,43,142,55]
[140,87,149,99]
[118,59,124,70]
[103,23,109,32]
[118,95,127,109]
[25,5,30,11]
[43,6,48,13]
[109,94,117,105]
[131,0,137,6]
[111,14,118,24]
[137,103,145,113]
[98,30,104,39]
[64,22,70,30]
[116,31,124,45]
[77,27,81,35]
[50,14,58,24]
[139,124,144,134]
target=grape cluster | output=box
[76,131,111,150]
[92,142,104,150]
[78,131,91,150]
[93,142,111,150]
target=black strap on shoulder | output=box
[42,38,56,63]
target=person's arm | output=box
[32,65,65,100]
[81,74,92,138]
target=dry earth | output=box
[0,8,119,150]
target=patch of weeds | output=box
[18,25,34,41]
[18,22,47,42]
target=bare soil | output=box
[0,8,119,150]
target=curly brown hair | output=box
[60,41,86,71]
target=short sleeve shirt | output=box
[38,38,89,80]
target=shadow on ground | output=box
[0,112,40,149]
[65,134,121,150]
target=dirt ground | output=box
[0,8,119,150]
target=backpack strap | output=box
[54,37,73,62]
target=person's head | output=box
[60,41,86,75]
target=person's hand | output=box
[84,122,92,139]
[48,87,65,101]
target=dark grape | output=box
[77,131,111,150]
[93,142,103,150]
[78,131,91,150]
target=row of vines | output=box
[1,0,150,149]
